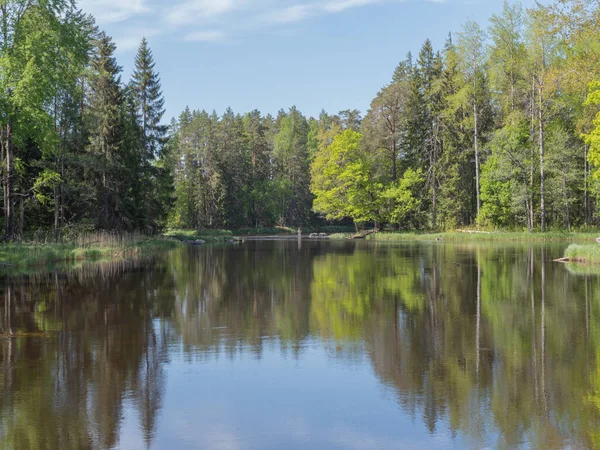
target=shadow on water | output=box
[1,241,600,449]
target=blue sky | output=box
[78,0,547,121]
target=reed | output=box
[329,231,600,242]
[0,232,181,270]
[563,244,600,264]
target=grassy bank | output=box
[167,228,600,243]
[0,233,182,271]
[166,226,356,243]
[164,229,235,243]
[328,230,600,242]
[562,244,600,264]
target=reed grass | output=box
[563,244,600,264]
[0,232,181,270]
[329,230,600,242]
[166,226,356,242]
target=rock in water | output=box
[183,239,205,246]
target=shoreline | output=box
[0,237,182,273]
[328,230,600,243]
[3,229,600,274]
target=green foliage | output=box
[584,81,600,178]
[380,168,425,227]
[311,129,378,224]
[3,0,600,238]
[33,170,61,206]
[479,156,514,228]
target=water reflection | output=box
[0,258,173,450]
[1,241,599,449]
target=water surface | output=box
[0,240,598,449]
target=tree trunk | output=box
[474,102,480,221]
[4,122,14,241]
[538,85,546,232]
[54,184,61,242]
[562,172,570,232]
[432,186,437,230]
[1,132,6,235]
[391,139,397,182]
[585,145,589,227]
[432,127,438,229]
[18,195,24,240]
[523,171,532,232]
[2,183,6,234]
[103,172,108,228]
[530,75,536,232]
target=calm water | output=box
[0,239,599,449]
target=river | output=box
[0,239,597,449]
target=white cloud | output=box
[257,0,384,26]
[166,0,241,27]
[184,30,228,41]
[113,27,162,52]
[78,0,148,23]
[260,4,314,25]
[77,0,445,48]
[324,0,384,13]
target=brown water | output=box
[0,239,598,449]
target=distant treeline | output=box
[3,0,600,239]
[169,0,600,231]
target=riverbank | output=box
[165,226,355,243]
[328,230,600,242]
[4,229,599,272]
[0,234,182,271]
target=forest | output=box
[2,0,600,240]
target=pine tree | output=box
[273,107,312,225]
[416,39,444,228]
[85,31,126,229]
[437,33,471,229]
[131,38,167,161]
[456,21,492,222]
[131,38,169,228]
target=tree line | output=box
[4,0,600,238]
[0,0,170,241]
[169,0,600,231]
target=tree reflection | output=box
[1,241,600,448]
[0,258,172,449]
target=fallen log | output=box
[351,230,377,240]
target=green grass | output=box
[164,229,234,243]
[0,232,182,272]
[166,226,357,242]
[328,230,600,242]
[563,244,600,264]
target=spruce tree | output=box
[86,31,126,229]
[131,38,169,228]
[131,38,167,161]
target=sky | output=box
[77,0,548,121]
